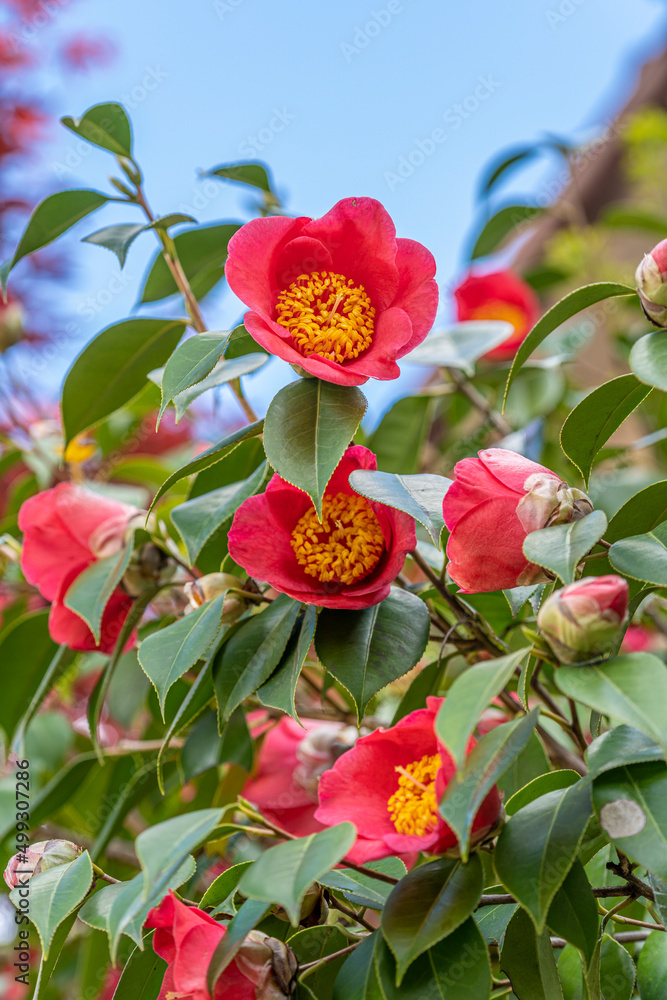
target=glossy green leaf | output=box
[349,470,449,545]
[586,725,664,777]
[238,823,357,924]
[148,419,264,512]
[315,588,430,723]
[505,769,581,816]
[600,934,635,1000]
[171,461,269,563]
[439,708,540,860]
[257,605,318,720]
[64,541,134,643]
[391,659,443,725]
[214,595,302,724]
[593,762,667,881]
[137,809,223,901]
[208,161,274,193]
[82,222,146,267]
[0,610,58,743]
[547,860,598,966]
[607,482,667,543]
[181,706,253,780]
[169,353,267,422]
[333,933,382,1000]
[649,872,667,926]
[504,283,635,408]
[500,906,564,1000]
[10,851,93,958]
[199,860,253,911]
[224,322,268,360]
[367,395,434,474]
[523,508,608,584]
[290,924,349,999]
[205,898,270,993]
[609,520,667,585]
[30,910,80,1000]
[555,654,667,757]
[111,932,168,1000]
[434,649,528,769]
[264,379,367,518]
[380,855,483,983]
[470,203,543,259]
[375,920,491,998]
[637,929,667,999]
[494,780,593,932]
[404,321,514,375]
[138,593,226,715]
[560,374,651,486]
[156,653,215,793]
[140,222,240,302]
[630,330,667,392]
[61,102,132,155]
[318,858,407,910]
[158,331,231,420]
[144,213,197,231]
[62,318,186,444]
[474,894,517,947]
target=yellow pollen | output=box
[387,753,441,837]
[468,300,526,333]
[290,492,385,586]
[275,271,375,363]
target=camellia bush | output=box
[3,100,667,999]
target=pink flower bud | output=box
[635,238,667,326]
[235,931,298,999]
[537,575,629,664]
[184,572,248,623]
[4,840,82,889]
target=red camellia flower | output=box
[314,697,501,864]
[443,448,593,593]
[225,197,438,385]
[19,483,140,653]
[228,445,416,609]
[242,717,354,837]
[146,891,296,1000]
[454,269,539,360]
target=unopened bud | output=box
[109,176,135,198]
[234,932,298,998]
[517,474,593,535]
[4,840,82,889]
[537,575,628,664]
[636,239,667,327]
[273,883,328,926]
[184,572,247,622]
[117,155,142,185]
[122,543,176,596]
[0,301,25,352]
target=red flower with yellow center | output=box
[315,698,501,864]
[454,269,540,361]
[228,446,416,609]
[225,197,439,385]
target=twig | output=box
[299,941,365,971]
[328,895,375,931]
[445,368,512,437]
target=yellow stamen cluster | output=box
[468,300,526,332]
[290,492,385,586]
[387,753,441,837]
[275,271,375,363]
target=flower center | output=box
[468,300,526,333]
[290,492,384,586]
[387,753,441,836]
[275,271,375,363]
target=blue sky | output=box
[12,0,667,427]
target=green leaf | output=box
[315,589,430,723]
[367,395,434,474]
[63,542,134,643]
[10,851,93,958]
[318,858,407,910]
[144,213,197,231]
[62,318,186,445]
[494,780,593,932]
[554,654,667,758]
[333,933,382,1000]
[7,189,110,281]
[168,353,267,423]
[391,659,443,725]
[224,322,269,360]
[474,894,517,947]
[523,509,608,584]
[140,222,240,302]
[156,653,215,793]
[138,593,227,716]
[82,222,146,267]
[637,929,667,999]
[500,906,564,1000]
[181,706,253,780]
[136,809,223,902]
[434,649,528,770]
[257,605,318,720]
[586,725,664,777]
[213,595,302,724]
[504,283,635,409]
[205,898,270,993]
[61,102,132,156]
[609,520,667,585]
[30,910,80,1000]
[158,331,231,421]
[607,482,667,542]
[264,378,367,517]
[380,855,483,983]
[171,461,269,563]
[438,708,540,860]
[237,823,357,924]
[290,924,349,999]
[592,762,667,881]
[0,610,57,743]
[199,860,254,911]
[208,161,274,193]
[470,203,543,259]
[376,918,491,998]
[602,205,667,235]
[547,860,598,966]
[600,934,635,1000]
[630,330,667,392]
[148,419,264,512]
[505,769,581,816]
[349,470,450,546]
[404,321,515,375]
[111,932,168,1000]
[560,374,652,487]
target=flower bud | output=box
[184,572,247,623]
[537,575,629,664]
[636,239,667,326]
[0,300,25,353]
[122,543,176,596]
[516,474,593,535]
[234,931,298,999]
[4,840,82,889]
[273,883,329,926]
